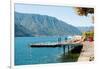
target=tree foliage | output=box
[75,7,94,16]
[82,32,94,41]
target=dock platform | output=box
[30,41,83,55]
[30,41,83,48]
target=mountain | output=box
[15,12,82,37]
[15,24,33,37]
[77,26,94,32]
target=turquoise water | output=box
[15,36,71,65]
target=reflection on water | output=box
[15,36,74,65]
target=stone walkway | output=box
[78,41,94,61]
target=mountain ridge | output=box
[77,26,94,32]
[15,12,82,37]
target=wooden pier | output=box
[30,41,83,55]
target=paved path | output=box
[78,41,94,61]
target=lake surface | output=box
[15,36,72,65]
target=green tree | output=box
[75,7,94,23]
[75,7,94,16]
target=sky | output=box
[15,3,94,27]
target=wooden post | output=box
[63,45,66,56]
[58,37,61,44]
[68,45,69,54]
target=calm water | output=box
[15,36,72,65]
